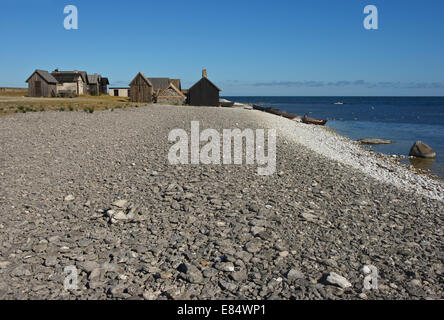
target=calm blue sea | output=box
[224,96,444,179]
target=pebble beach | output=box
[0,105,443,300]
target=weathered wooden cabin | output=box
[188,70,221,106]
[26,70,58,97]
[86,74,108,95]
[87,74,101,96]
[157,83,186,105]
[51,69,88,95]
[100,77,109,94]
[129,72,153,103]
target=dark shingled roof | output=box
[170,79,181,91]
[101,77,109,85]
[26,69,58,84]
[148,78,171,92]
[87,74,100,84]
[51,70,88,83]
[79,71,88,83]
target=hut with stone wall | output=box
[157,83,186,105]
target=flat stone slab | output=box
[358,138,393,145]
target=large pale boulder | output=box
[409,141,436,159]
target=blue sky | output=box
[1,0,443,96]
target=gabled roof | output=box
[129,72,153,87]
[26,69,58,84]
[158,83,186,98]
[87,74,101,84]
[189,77,221,92]
[170,79,181,91]
[78,71,88,83]
[101,77,109,85]
[148,78,171,92]
[51,70,88,83]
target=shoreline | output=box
[237,107,443,202]
[0,105,443,300]
[229,97,444,180]
[1,101,443,200]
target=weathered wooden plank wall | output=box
[27,73,56,97]
[189,78,220,106]
[130,75,153,103]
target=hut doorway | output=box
[35,81,42,96]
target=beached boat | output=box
[302,114,327,125]
[253,104,266,111]
[267,108,281,115]
[253,105,299,119]
[280,112,298,120]
[219,99,235,107]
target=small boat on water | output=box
[302,114,327,125]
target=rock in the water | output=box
[358,138,393,145]
[326,272,352,289]
[409,141,436,158]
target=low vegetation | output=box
[0,93,140,116]
[0,88,28,97]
